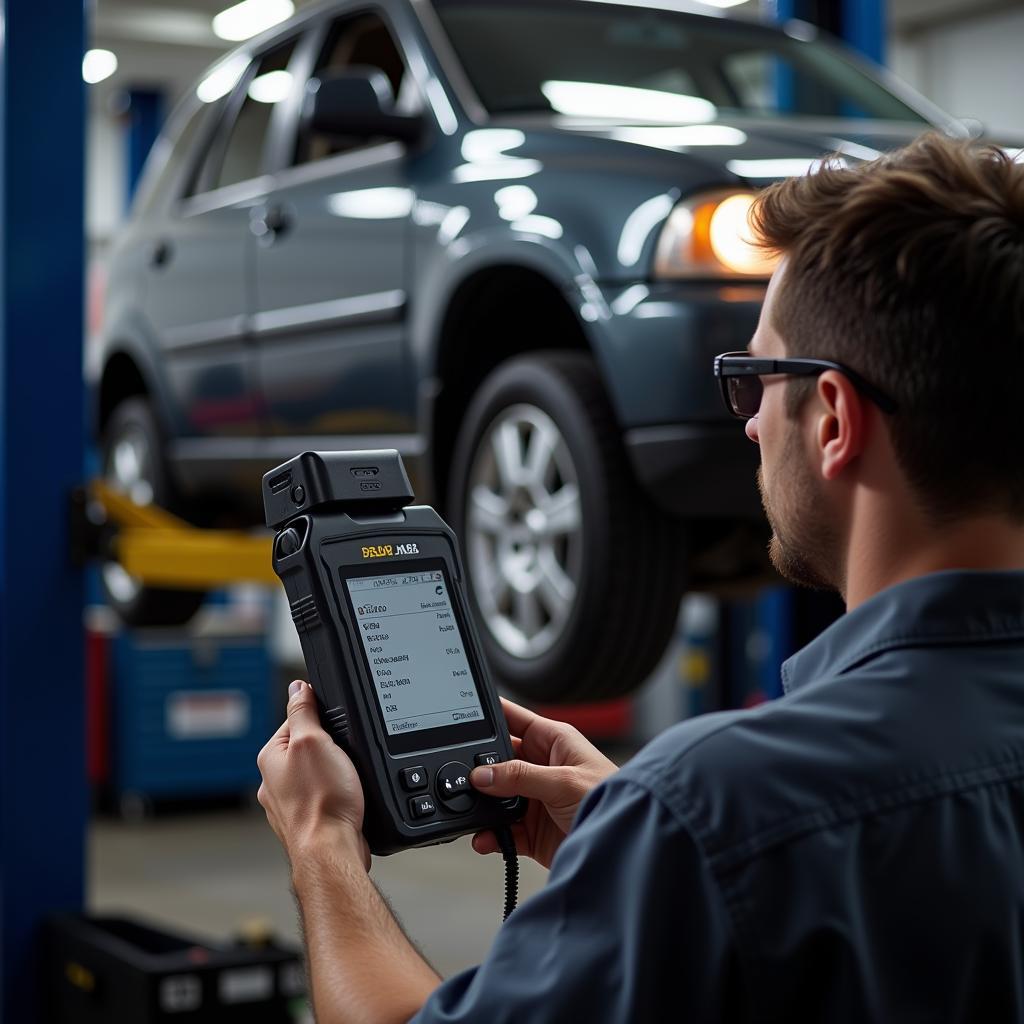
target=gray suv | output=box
[96,0,957,702]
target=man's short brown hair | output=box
[752,132,1024,523]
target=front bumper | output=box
[589,280,765,520]
[625,422,761,520]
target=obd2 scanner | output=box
[263,451,524,917]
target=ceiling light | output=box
[83,49,118,85]
[247,69,292,104]
[726,157,834,178]
[541,81,716,123]
[197,55,249,103]
[212,0,294,42]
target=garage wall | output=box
[889,5,1024,139]
[88,95,127,252]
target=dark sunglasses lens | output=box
[728,376,762,418]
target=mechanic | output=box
[257,132,1024,1023]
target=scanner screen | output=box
[346,569,486,736]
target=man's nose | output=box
[745,416,760,444]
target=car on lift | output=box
[94,0,960,703]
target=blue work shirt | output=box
[411,570,1024,1022]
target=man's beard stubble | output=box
[756,427,843,593]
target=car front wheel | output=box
[101,397,207,627]
[448,352,686,704]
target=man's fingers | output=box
[472,830,498,855]
[472,824,528,857]
[499,697,544,737]
[285,680,321,737]
[471,756,571,804]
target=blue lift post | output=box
[125,88,165,205]
[0,3,86,1020]
[772,0,886,61]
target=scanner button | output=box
[400,766,429,792]
[276,528,301,558]
[409,795,436,819]
[436,761,476,814]
[474,752,501,767]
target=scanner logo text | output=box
[361,542,419,559]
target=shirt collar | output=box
[780,569,1024,694]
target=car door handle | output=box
[251,205,293,244]
[150,239,173,267]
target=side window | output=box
[721,52,777,113]
[205,39,298,192]
[134,102,209,216]
[296,12,410,165]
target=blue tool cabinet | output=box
[112,626,271,806]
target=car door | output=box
[145,38,298,452]
[253,8,419,445]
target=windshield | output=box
[433,0,928,124]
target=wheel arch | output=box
[428,263,597,512]
[97,348,153,438]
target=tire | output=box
[100,397,207,627]
[447,352,686,704]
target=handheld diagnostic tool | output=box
[262,450,525,858]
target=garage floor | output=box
[89,806,550,979]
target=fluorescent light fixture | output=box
[248,69,292,104]
[610,284,650,317]
[697,0,749,7]
[83,49,118,85]
[612,125,748,150]
[327,187,415,220]
[617,192,676,267]
[461,129,526,163]
[726,157,829,178]
[212,0,294,42]
[197,55,249,103]
[454,130,541,184]
[494,186,538,221]
[511,215,563,240]
[542,81,716,123]
[437,206,471,244]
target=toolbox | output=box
[111,615,271,806]
[42,913,307,1022]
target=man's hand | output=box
[257,680,370,871]
[470,698,619,869]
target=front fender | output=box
[94,311,179,441]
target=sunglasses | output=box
[713,351,899,420]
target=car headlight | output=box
[653,189,779,279]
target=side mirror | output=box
[304,67,424,144]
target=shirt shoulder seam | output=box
[825,626,1024,679]
[706,752,1024,873]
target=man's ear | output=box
[815,371,866,481]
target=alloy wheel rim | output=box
[102,426,156,604]
[466,404,583,659]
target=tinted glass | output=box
[215,39,297,189]
[434,0,928,122]
[295,11,410,164]
[133,102,209,216]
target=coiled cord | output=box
[495,826,519,920]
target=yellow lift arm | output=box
[87,481,277,589]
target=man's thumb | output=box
[286,680,319,733]
[471,759,568,802]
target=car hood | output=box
[494,114,948,185]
